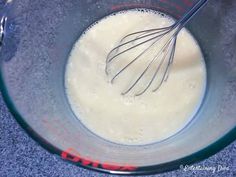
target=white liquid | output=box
[65,10,207,145]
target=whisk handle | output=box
[176,0,208,29]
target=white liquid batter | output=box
[65,10,207,145]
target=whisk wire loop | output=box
[105,0,208,96]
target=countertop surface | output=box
[0,92,235,177]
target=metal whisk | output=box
[105,0,208,96]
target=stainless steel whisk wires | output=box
[105,0,208,96]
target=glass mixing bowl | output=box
[0,0,236,175]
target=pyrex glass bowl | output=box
[0,0,236,175]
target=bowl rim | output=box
[0,69,236,175]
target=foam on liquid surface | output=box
[65,9,207,145]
